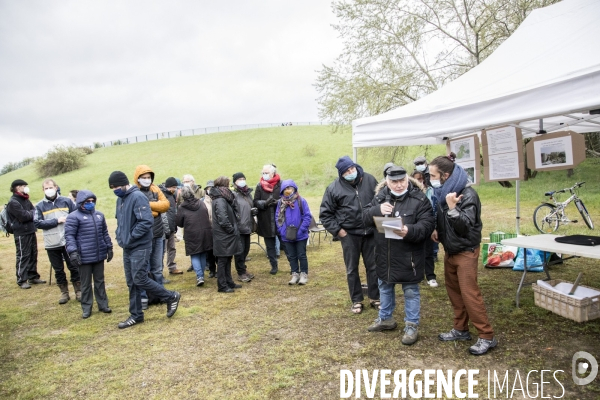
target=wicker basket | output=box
[532,280,600,322]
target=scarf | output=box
[433,164,469,207]
[260,174,281,193]
[277,192,299,227]
[15,191,29,200]
[235,184,251,196]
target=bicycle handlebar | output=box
[550,182,585,195]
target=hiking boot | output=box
[73,281,82,302]
[238,274,252,283]
[196,277,205,287]
[427,279,439,288]
[166,292,181,318]
[58,283,70,304]
[402,322,419,345]
[270,266,278,275]
[20,282,32,289]
[169,268,184,275]
[29,278,46,284]
[118,316,143,329]
[438,328,472,341]
[298,272,308,285]
[469,337,498,355]
[187,265,194,272]
[367,317,398,332]
[288,272,300,285]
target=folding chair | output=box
[308,216,330,246]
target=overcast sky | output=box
[0,0,342,167]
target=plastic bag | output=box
[483,243,517,268]
[512,248,551,272]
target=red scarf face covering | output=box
[260,174,281,193]
[15,191,30,200]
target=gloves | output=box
[251,207,258,216]
[69,251,81,268]
[107,248,114,263]
[266,198,277,207]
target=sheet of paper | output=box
[382,218,403,240]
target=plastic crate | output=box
[532,280,600,322]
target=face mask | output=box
[390,188,408,197]
[237,180,247,188]
[183,183,191,187]
[415,165,426,172]
[138,178,152,187]
[113,188,126,197]
[430,179,442,188]
[262,173,270,180]
[344,172,357,181]
[23,186,30,194]
[83,202,95,211]
[44,188,57,198]
[283,188,294,197]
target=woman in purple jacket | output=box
[275,180,312,285]
[65,190,113,319]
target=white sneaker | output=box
[288,272,300,285]
[427,279,439,288]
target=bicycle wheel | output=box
[575,199,594,230]
[533,204,559,233]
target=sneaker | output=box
[298,272,308,285]
[187,265,194,272]
[427,279,439,288]
[166,292,181,318]
[469,337,498,355]
[118,316,143,329]
[288,272,300,285]
[402,322,419,345]
[245,272,255,280]
[141,299,148,310]
[438,328,472,341]
[20,282,32,289]
[163,279,171,284]
[196,277,204,287]
[270,266,278,275]
[367,317,398,332]
[29,278,46,284]
[208,271,216,278]
[238,274,252,283]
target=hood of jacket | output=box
[75,189,97,208]
[134,165,155,186]
[279,179,298,196]
[182,197,201,211]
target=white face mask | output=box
[415,165,426,172]
[390,188,408,197]
[138,178,152,188]
[183,183,191,187]
[262,173,270,180]
[237,180,247,188]
[44,188,57,198]
[430,179,442,188]
[23,186,30,195]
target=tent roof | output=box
[352,0,600,148]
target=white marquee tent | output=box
[352,0,600,149]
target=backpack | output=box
[0,204,13,237]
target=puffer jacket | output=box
[65,190,112,264]
[436,185,482,255]
[6,193,36,236]
[211,188,242,257]
[319,165,378,237]
[114,186,153,250]
[134,165,170,238]
[253,179,282,238]
[176,197,213,256]
[233,186,254,235]
[35,195,76,249]
[159,184,177,234]
[364,182,435,284]
[275,180,312,243]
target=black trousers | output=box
[233,234,251,276]
[339,233,378,303]
[217,256,235,291]
[424,238,437,281]
[47,246,80,285]
[15,233,40,285]
[79,261,109,313]
[207,250,216,274]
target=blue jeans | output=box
[123,247,174,321]
[284,239,308,274]
[191,252,207,279]
[141,237,164,301]
[378,279,420,324]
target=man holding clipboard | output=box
[363,166,435,345]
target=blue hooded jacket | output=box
[114,185,153,249]
[64,190,112,264]
[275,180,312,243]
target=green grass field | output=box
[1,126,599,399]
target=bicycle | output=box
[533,181,594,234]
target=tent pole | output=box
[353,147,357,163]
[516,180,520,235]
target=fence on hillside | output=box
[99,121,329,148]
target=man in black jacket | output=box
[7,179,45,289]
[319,156,379,314]
[160,177,183,275]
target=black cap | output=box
[232,172,246,183]
[108,171,129,187]
[10,179,28,189]
[383,162,395,178]
[386,166,407,180]
[165,177,178,188]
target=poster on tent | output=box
[447,134,480,185]
[525,131,585,171]
[481,125,524,181]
